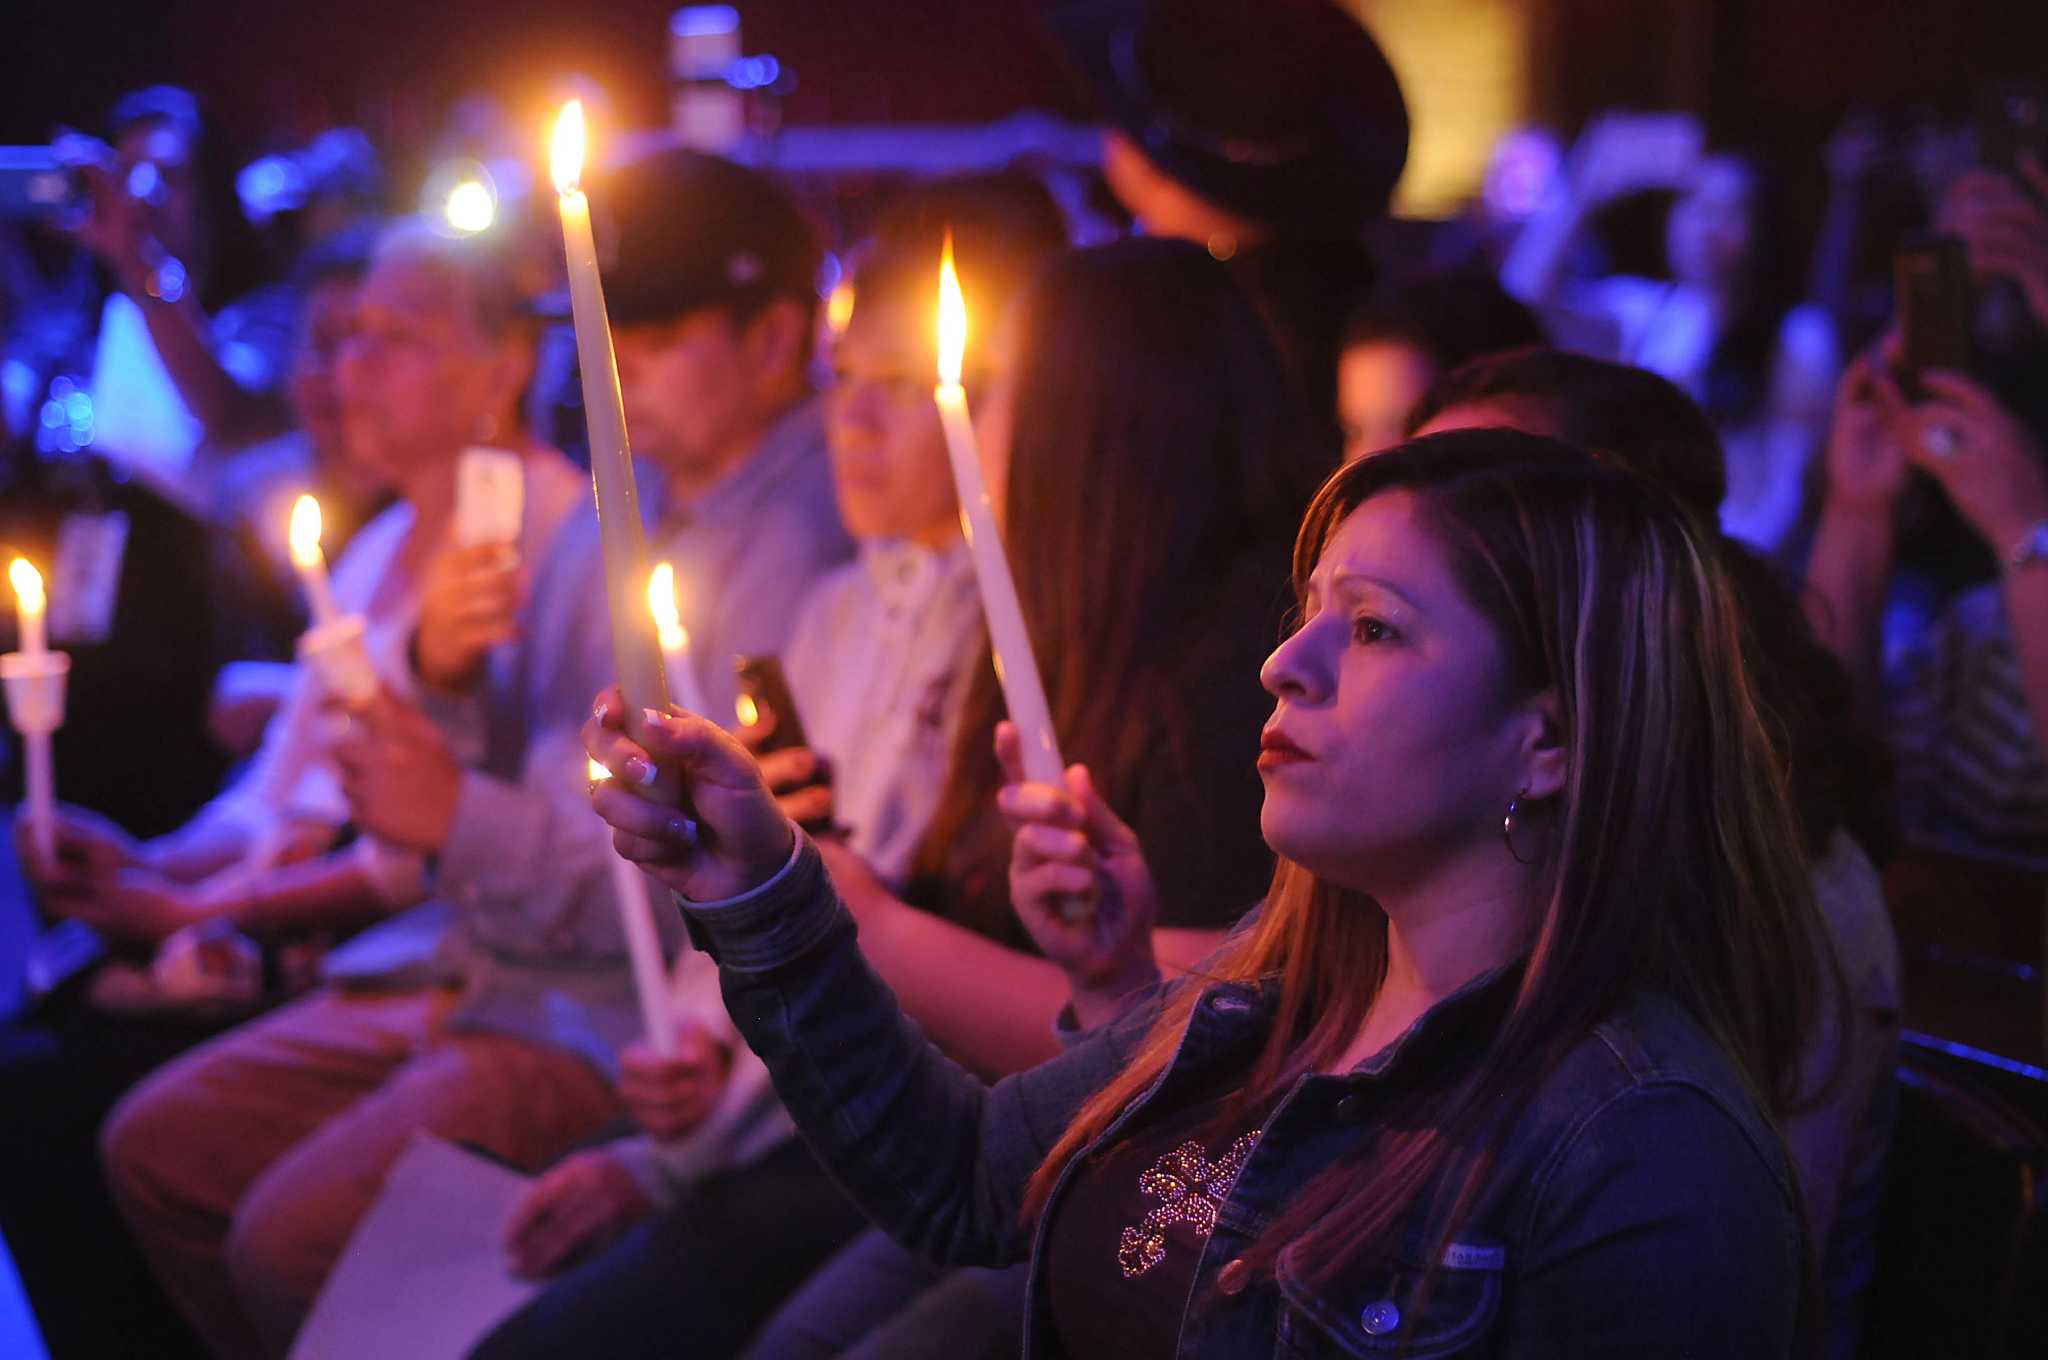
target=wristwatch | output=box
[2009,519,2048,571]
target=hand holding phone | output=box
[733,655,811,755]
[733,656,836,834]
[455,448,526,549]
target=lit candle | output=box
[647,562,710,719]
[932,235,1065,789]
[552,101,671,729]
[10,558,45,658]
[288,494,340,629]
[590,759,677,1055]
[5,558,63,868]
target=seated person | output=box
[209,221,394,682]
[30,222,582,956]
[469,174,1068,1360]
[1409,347,1901,1358]
[1009,346,1905,1360]
[1806,155,2048,866]
[584,428,1842,1358]
[740,239,1320,1360]
[593,147,854,725]
[95,222,614,1360]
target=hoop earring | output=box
[1502,787,1537,866]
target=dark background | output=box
[9,0,2045,168]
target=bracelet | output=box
[2007,519,2048,572]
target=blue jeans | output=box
[743,1227,1024,1360]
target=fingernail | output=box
[593,696,611,722]
[665,815,697,845]
[622,755,658,787]
[642,707,676,733]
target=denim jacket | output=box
[684,839,1804,1359]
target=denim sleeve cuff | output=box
[677,832,843,974]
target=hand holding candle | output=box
[4,558,69,870]
[590,758,677,1056]
[932,236,1066,788]
[931,237,1085,921]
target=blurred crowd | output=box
[1,1,2044,1358]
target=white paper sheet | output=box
[289,1133,540,1360]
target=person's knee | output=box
[220,1201,287,1317]
[223,1175,331,1349]
[99,1068,193,1215]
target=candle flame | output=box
[588,757,610,783]
[552,100,586,196]
[647,562,688,652]
[936,230,967,388]
[8,558,44,616]
[288,494,324,568]
[826,280,856,339]
[735,693,760,729]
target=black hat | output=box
[1047,0,1409,235]
[587,147,821,327]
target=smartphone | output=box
[734,654,836,834]
[454,447,525,549]
[733,655,811,754]
[1894,236,1972,397]
[0,147,82,221]
[1978,81,2048,180]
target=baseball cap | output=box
[1047,0,1409,235]
[584,146,822,327]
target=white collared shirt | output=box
[783,535,984,886]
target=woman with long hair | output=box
[583,429,1835,1357]
[736,235,1317,1359]
[897,237,1314,971]
[811,236,1316,1080]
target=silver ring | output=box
[1925,424,1961,458]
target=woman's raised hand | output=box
[994,721,1162,1009]
[583,686,795,902]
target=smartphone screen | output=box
[1895,236,1971,397]
[733,655,811,755]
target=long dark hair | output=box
[905,238,1319,937]
[1410,346,1898,863]
[1023,432,1838,1306]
